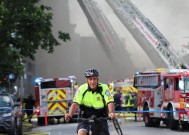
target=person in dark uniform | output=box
[24,94,36,123]
[132,92,138,121]
[113,90,122,111]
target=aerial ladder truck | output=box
[106,0,188,69]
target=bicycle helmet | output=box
[85,68,99,77]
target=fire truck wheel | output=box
[143,106,153,127]
[153,119,160,127]
[48,118,55,124]
[37,117,45,125]
[169,108,178,130]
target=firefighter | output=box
[24,94,36,123]
[65,68,115,135]
[179,63,187,69]
[124,90,134,113]
[132,92,138,121]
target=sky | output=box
[34,0,189,85]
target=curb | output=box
[22,122,33,127]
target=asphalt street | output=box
[21,115,139,135]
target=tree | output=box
[0,0,70,88]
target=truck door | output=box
[164,77,173,101]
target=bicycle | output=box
[114,105,123,135]
[77,115,109,135]
[112,118,123,135]
[76,115,123,135]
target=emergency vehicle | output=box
[133,68,189,130]
[34,76,77,125]
[108,79,138,109]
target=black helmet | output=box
[85,68,99,77]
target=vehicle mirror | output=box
[12,86,18,95]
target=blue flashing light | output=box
[35,77,42,84]
[8,74,15,79]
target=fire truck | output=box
[34,76,77,125]
[133,68,189,130]
[108,79,138,109]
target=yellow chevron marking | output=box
[48,102,67,115]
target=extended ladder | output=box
[77,0,124,56]
[106,0,188,69]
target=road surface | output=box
[24,117,189,135]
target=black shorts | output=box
[77,120,110,135]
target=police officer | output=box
[65,68,116,135]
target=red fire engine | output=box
[34,76,77,125]
[134,68,189,130]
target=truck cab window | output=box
[179,78,184,91]
[175,78,179,90]
[41,81,56,89]
[164,78,168,89]
[184,78,189,92]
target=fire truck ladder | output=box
[106,0,188,69]
[77,0,124,57]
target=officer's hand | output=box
[109,112,116,120]
[64,114,72,121]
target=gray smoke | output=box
[132,0,189,50]
[35,0,189,85]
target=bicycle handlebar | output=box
[77,115,111,123]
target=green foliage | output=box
[0,0,71,88]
